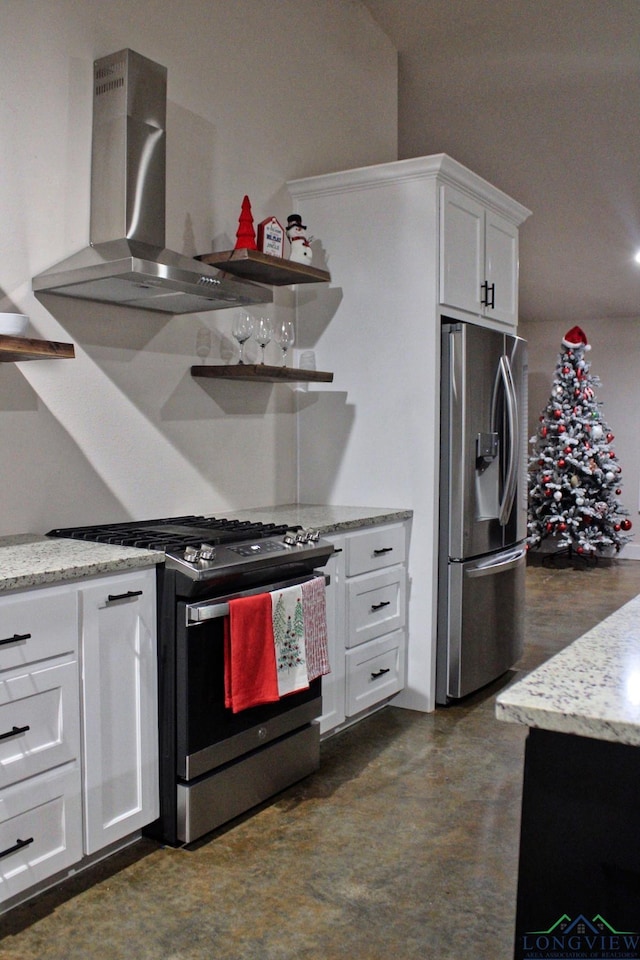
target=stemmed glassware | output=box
[232,314,254,364]
[255,317,273,365]
[275,320,295,367]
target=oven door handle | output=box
[185,573,328,624]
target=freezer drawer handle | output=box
[371,668,390,680]
[371,601,391,611]
[466,547,526,578]
[373,547,393,556]
[0,724,30,742]
[107,590,143,603]
[0,632,31,646]
[0,837,34,860]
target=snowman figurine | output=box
[286,214,313,264]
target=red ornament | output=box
[540,426,548,438]
[558,459,566,468]
[616,488,622,495]
[564,446,572,453]
[615,524,621,532]
[559,523,567,532]
[558,425,566,433]
[546,522,553,531]
[621,519,633,531]
[609,451,616,458]
[562,366,570,374]
[545,488,553,497]
[607,433,614,442]
[553,409,562,419]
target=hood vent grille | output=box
[33,49,272,315]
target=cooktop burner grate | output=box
[47,515,293,551]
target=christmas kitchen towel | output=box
[301,576,330,681]
[271,585,309,697]
[224,593,279,713]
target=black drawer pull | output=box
[0,724,30,742]
[107,590,143,603]
[0,837,34,860]
[0,632,31,646]
[371,668,390,680]
[373,547,393,556]
[371,601,391,611]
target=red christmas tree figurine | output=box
[234,195,257,250]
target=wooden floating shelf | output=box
[0,334,75,363]
[191,364,333,384]
[196,248,330,286]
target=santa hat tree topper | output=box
[527,325,632,556]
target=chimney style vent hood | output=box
[33,49,272,315]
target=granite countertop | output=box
[496,594,640,747]
[0,534,163,593]
[224,503,413,535]
[0,505,411,594]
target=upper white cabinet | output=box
[440,184,520,328]
[80,569,159,855]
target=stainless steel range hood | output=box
[33,49,272,315]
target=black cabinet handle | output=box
[371,601,391,612]
[107,590,143,603]
[0,837,34,860]
[0,632,31,647]
[480,281,496,309]
[371,668,390,680]
[0,724,30,742]
[373,547,393,556]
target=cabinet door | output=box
[439,184,484,316]
[80,570,159,855]
[485,210,519,327]
[319,536,346,736]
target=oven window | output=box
[177,611,320,759]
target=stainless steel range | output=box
[48,515,334,845]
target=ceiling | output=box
[361,0,640,326]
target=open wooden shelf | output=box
[0,334,75,362]
[196,248,330,286]
[191,363,333,384]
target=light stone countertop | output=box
[0,506,411,594]
[0,534,163,593]
[496,593,640,746]
[224,503,413,535]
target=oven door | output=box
[175,573,322,782]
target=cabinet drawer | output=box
[0,764,82,903]
[346,567,406,648]
[0,661,80,789]
[345,524,406,576]
[0,588,77,672]
[345,630,405,717]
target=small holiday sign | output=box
[257,217,285,258]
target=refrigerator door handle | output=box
[466,546,527,578]
[492,354,519,526]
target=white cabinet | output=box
[0,584,82,904]
[320,522,408,736]
[80,569,159,855]
[0,567,159,909]
[289,154,529,711]
[440,183,520,328]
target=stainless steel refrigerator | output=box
[436,320,527,704]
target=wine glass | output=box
[276,320,295,367]
[255,317,273,365]
[232,314,254,364]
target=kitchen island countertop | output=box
[224,503,413,535]
[0,534,163,593]
[496,592,640,747]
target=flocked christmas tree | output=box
[527,325,632,556]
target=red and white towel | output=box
[301,576,330,681]
[224,576,331,712]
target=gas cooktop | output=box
[47,514,333,581]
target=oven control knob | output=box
[283,532,298,546]
[295,532,307,544]
[304,528,320,542]
[183,545,200,563]
[199,543,216,561]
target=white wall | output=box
[519,317,640,560]
[0,0,397,536]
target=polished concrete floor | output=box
[3,556,640,960]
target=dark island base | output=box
[514,728,640,959]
